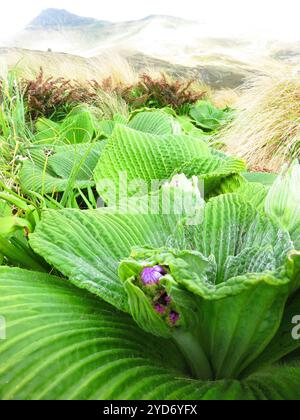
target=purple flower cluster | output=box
[154,304,165,314]
[154,292,171,315]
[169,311,180,325]
[140,264,180,326]
[141,265,166,286]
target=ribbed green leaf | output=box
[128,111,182,135]
[1,267,299,400]
[94,125,210,204]
[34,118,60,144]
[198,194,292,283]
[0,267,192,400]
[245,364,300,400]
[29,194,297,385]
[223,246,276,281]
[20,142,105,194]
[172,155,246,195]
[30,210,177,312]
[33,107,96,145]
[234,182,268,211]
[60,106,96,144]
[189,101,232,131]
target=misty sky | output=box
[0,0,300,40]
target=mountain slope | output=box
[1,9,299,89]
[8,9,196,57]
[27,8,102,28]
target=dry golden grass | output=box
[220,66,300,171]
[0,48,213,94]
[92,91,129,120]
[210,88,239,109]
[0,49,139,86]
[0,48,235,121]
[92,53,139,87]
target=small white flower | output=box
[163,174,205,225]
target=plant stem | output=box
[173,329,213,380]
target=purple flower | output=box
[154,304,166,314]
[164,295,172,304]
[141,265,166,286]
[158,292,171,306]
[169,311,180,325]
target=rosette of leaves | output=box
[1,165,300,400]
[93,124,247,205]
[189,101,234,133]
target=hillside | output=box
[1,9,299,89]
[0,47,261,89]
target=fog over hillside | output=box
[1,8,299,88]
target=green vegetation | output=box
[0,70,299,401]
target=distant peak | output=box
[28,8,103,28]
[141,14,196,25]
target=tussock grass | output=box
[220,66,300,171]
[93,53,139,87]
[91,91,129,120]
[211,88,239,109]
[0,50,139,87]
[0,49,213,96]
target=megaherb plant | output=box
[0,109,300,399]
[189,100,234,133]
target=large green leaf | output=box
[1,267,300,400]
[0,267,190,400]
[176,115,209,139]
[196,271,290,379]
[20,142,105,194]
[244,364,300,400]
[94,125,210,204]
[60,106,96,144]
[33,106,96,146]
[172,155,246,196]
[34,118,61,144]
[243,288,300,374]
[30,194,298,382]
[197,194,292,283]
[30,210,177,311]
[128,110,182,135]
[119,245,294,380]
[233,182,268,211]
